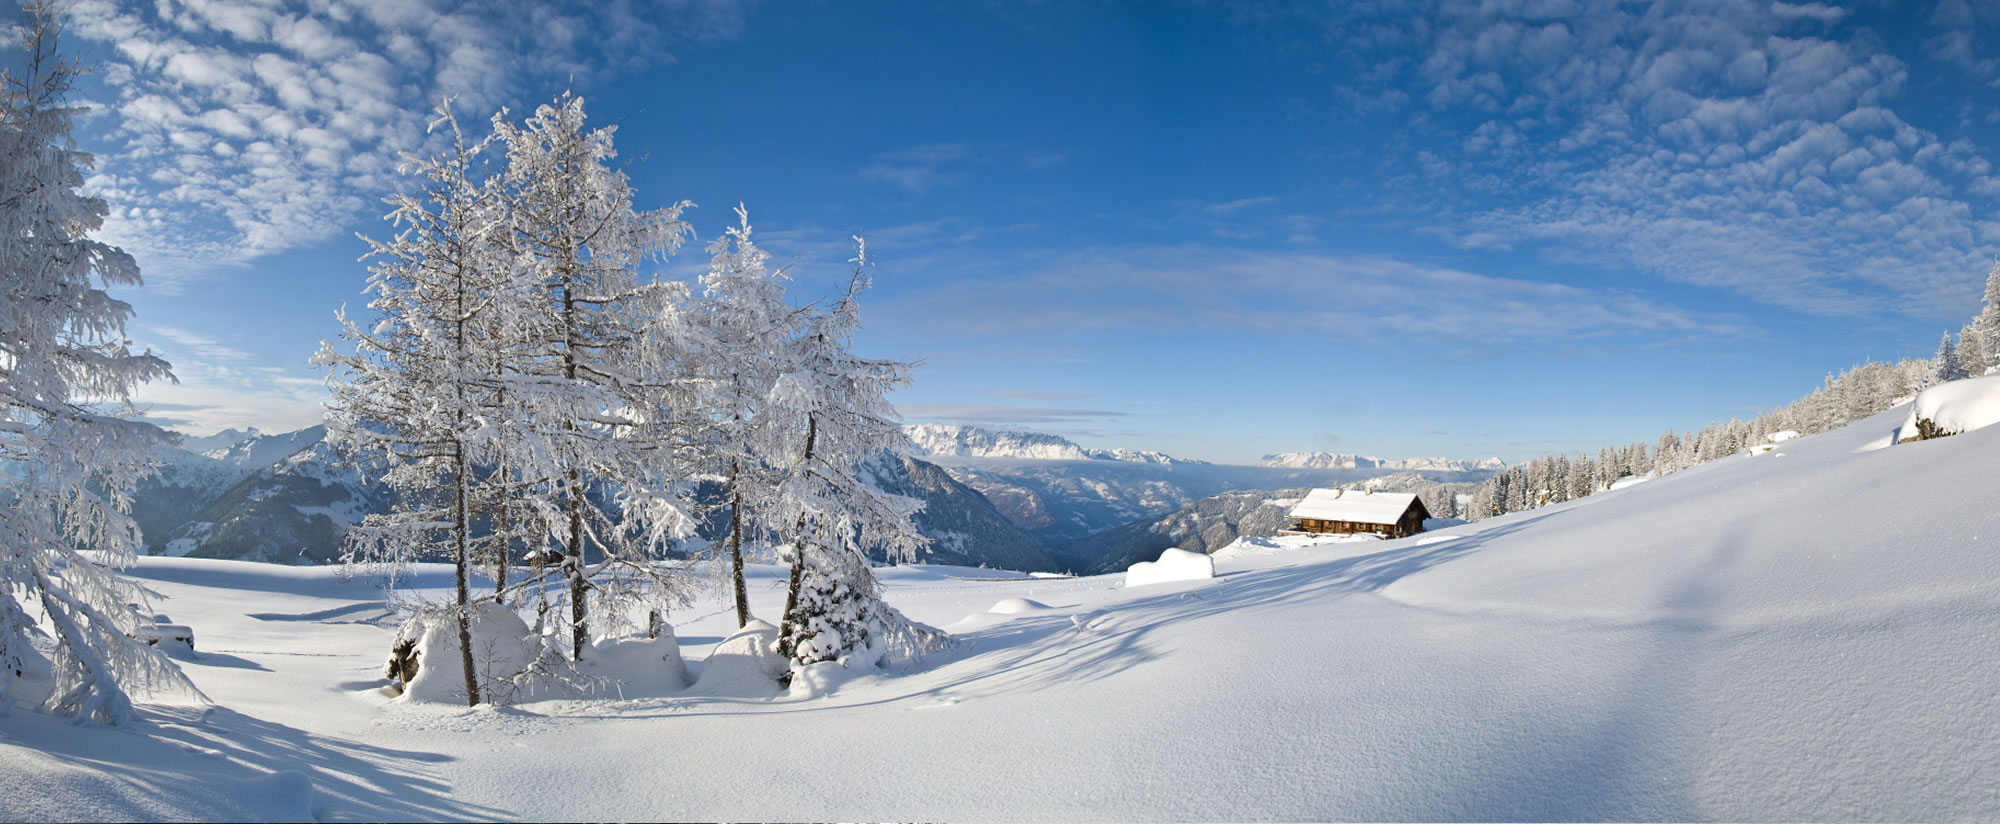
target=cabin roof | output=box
[1287,488,1421,525]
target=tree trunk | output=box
[776,413,818,655]
[566,466,587,661]
[729,459,749,627]
[454,443,482,706]
[560,272,589,660]
[492,469,509,600]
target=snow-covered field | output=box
[5,402,1999,821]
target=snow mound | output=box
[1124,548,1215,587]
[398,602,539,705]
[689,619,786,698]
[987,598,1051,614]
[1769,430,1800,442]
[579,627,688,698]
[1897,373,2000,442]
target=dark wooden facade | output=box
[1293,498,1432,539]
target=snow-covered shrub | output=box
[396,603,539,705]
[691,619,788,697]
[1125,548,1216,588]
[577,625,688,699]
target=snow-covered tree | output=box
[1935,332,1967,384]
[1955,325,1989,379]
[316,102,506,706]
[1973,262,2000,368]
[0,6,196,724]
[490,93,698,659]
[768,240,943,671]
[692,205,806,627]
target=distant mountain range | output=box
[902,424,1198,465]
[135,426,1064,571]
[133,423,1505,574]
[903,423,1505,473]
[1259,451,1506,472]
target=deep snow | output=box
[3,402,1998,821]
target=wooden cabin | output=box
[1285,488,1430,539]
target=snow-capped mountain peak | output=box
[902,424,1205,465]
[200,425,328,473]
[175,426,263,454]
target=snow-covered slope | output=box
[8,401,1995,820]
[1259,451,1505,471]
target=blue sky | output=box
[43,0,2000,464]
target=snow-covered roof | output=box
[1286,488,1421,525]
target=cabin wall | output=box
[1293,509,1429,539]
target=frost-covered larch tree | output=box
[1956,324,1990,379]
[316,102,508,706]
[694,205,806,627]
[0,5,197,724]
[768,240,944,672]
[1972,261,2000,369]
[1935,331,1967,384]
[491,93,698,659]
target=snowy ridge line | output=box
[1258,451,1506,471]
[902,423,1203,464]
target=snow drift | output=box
[1123,547,1215,587]
[1897,372,2000,441]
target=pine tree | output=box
[1935,332,1967,384]
[316,101,505,706]
[0,5,196,724]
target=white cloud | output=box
[879,245,1739,343]
[65,0,746,292]
[1316,0,2000,319]
[148,325,254,362]
[859,143,976,192]
[896,404,1130,425]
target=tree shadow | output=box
[181,651,272,672]
[564,512,1568,720]
[122,703,506,821]
[1410,525,1744,821]
[248,601,391,623]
